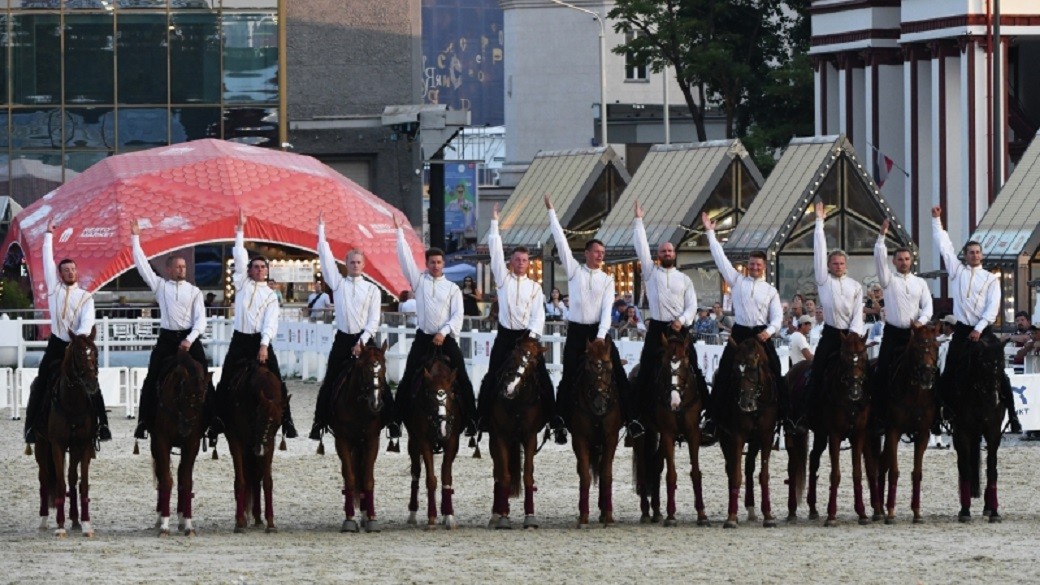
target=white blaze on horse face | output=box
[670,390,681,411]
[506,361,528,396]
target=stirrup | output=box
[626,420,645,439]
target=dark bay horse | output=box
[873,323,939,523]
[35,330,100,537]
[330,341,390,533]
[225,362,285,533]
[794,332,879,526]
[404,356,464,529]
[716,337,778,528]
[150,349,210,536]
[632,332,708,526]
[570,338,622,528]
[487,336,547,529]
[945,335,1008,522]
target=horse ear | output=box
[660,333,669,347]
[89,326,97,342]
[910,321,921,331]
[423,367,432,382]
[381,339,389,352]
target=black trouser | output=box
[313,331,396,428]
[711,324,784,420]
[396,330,477,425]
[477,326,557,427]
[940,323,1016,421]
[25,334,109,440]
[214,331,293,425]
[138,329,213,430]
[873,323,911,414]
[556,322,637,425]
[634,320,710,417]
[807,324,848,406]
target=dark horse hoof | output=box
[988,513,1002,524]
[785,515,798,524]
[663,517,677,527]
[824,518,838,527]
[341,519,359,533]
[858,517,871,526]
[808,511,820,520]
[696,518,711,527]
[958,513,972,524]
[723,520,737,529]
[639,514,652,524]
[234,525,245,534]
[913,516,925,524]
[884,516,896,525]
[763,519,777,528]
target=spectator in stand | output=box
[1013,325,1040,366]
[810,307,825,344]
[1006,311,1032,346]
[712,302,733,332]
[611,298,630,326]
[623,292,642,321]
[460,276,483,317]
[789,315,815,366]
[863,283,884,324]
[546,287,568,322]
[267,278,285,304]
[693,307,719,339]
[305,282,332,322]
[790,294,804,316]
[616,305,646,337]
[804,298,817,317]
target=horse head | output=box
[837,332,869,402]
[660,331,695,412]
[580,338,615,417]
[906,322,939,392]
[63,328,100,397]
[498,336,545,402]
[733,338,770,413]
[421,358,458,443]
[354,340,389,415]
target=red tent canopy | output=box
[2,139,424,310]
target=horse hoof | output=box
[958,513,972,524]
[640,514,652,524]
[254,520,263,528]
[871,514,883,523]
[365,519,381,533]
[407,512,418,525]
[158,528,170,538]
[763,519,777,528]
[576,521,591,530]
[858,517,870,526]
[71,521,81,531]
[746,509,758,522]
[723,520,737,529]
[185,529,197,537]
[808,511,820,520]
[912,516,925,525]
[487,514,501,529]
[55,529,67,538]
[651,513,663,524]
[523,515,539,529]
[988,513,1002,524]
[696,518,711,527]
[443,515,458,530]
[82,524,95,538]
[265,525,278,534]
[824,518,838,527]
[786,515,798,524]
[884,516,895,525]
[234,526,245,534]
[663,517,677,527]
[341,519,360,533]
[495,516,512,530]
[982,508,993,518]
[425,521,438,531]
[38,517,48,531]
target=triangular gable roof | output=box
[488,147,630,248]
[725,135,914,258]
[972,130,1040,265]
[595,140,764,250]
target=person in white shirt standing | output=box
[209,210,298,441]
[24,220,110,444]
[309,212,398,441]
[872,218,933,431]
[545,195,644,438]
[394,216,478,437]
[476,204,566,443]
[632,200,714,442]
[130,219,212,440]
[305,283,332,322]
[789,315,815,367]
[931,206,1020,433]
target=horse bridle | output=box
[355,351,387,414]
[839,345,868,402]
[659,341,696,413]
[735,355,766,413]
[498,344,539,403]
[909,335,938,391]
[581,350,615,416]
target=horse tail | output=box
[788,431,809,504]
[352,444,367,493]
[971,436,982,498]
[509,442,522,498]
[590,444,603,485]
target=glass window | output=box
[0,113,8,148]
[0,156,10,199]
[10,1,61,7]
[65,151,109,174]
[11,14,62,106]
[64,0,109,8]
[222,13,278,104]
[171,12,221,104]
[116,0,167,8]
[118,108,169,147]
[738,160,758,210]
[171,107,221,142]
[66,107,115,148]
[170,0,217,8]
[223,106,276,146]
[65,13,115,104]
[194,244,226,288]
[117,14,168,105]
[0,15,7,106]
[221,0,276,8]
[10,108,65,149]
[9,151,64,206]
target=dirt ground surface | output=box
[1,380,1037,584]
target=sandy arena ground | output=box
[1,380,1038,584]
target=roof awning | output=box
[971,130,1040,264]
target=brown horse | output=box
[487,336,548,530]
[945,334,1008,522]
[150,349,210,536]
[794,332,879,526]
[224,362,285,533]
[570,338,622,528]
[632,332,708,526]
[716,337,779,528]
[34,330,100,537]
[329,341,390,533]
[404,356,464,529]
[873,323,939,523]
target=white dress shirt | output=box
[396,228,464,339]
[814,218,865,335]
[42,232,95,342]
[488,219,545,337]
[932,217,1000,332]
[873,235,932,328]
[706,230,782,335]
[548,209,614,338]
[545,300,568,321]
[232,229,279,346]
[789,331,812,366]
[633,218,697,325]
[318,224,380,344]
[132,234,206,343]
[306,292,331,318]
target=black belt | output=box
[823,324,850,335]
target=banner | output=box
[1010,374,1040,431]
[444,162,478,238]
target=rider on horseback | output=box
[702,212,784,430]
[309,213,399,441]
[130,219,214,440]
[931,207,1021,434]
[545,195,645,439]
[476,204,567,444]
[24,219,111,444]
[393,216,478,438]
[871,218,933,432]
[208,211,298,441]
[632,200,715,444]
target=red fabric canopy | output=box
[2,139,424,309]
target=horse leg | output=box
[422,446,438,528]
[263,452,277,533]
[825,434,842,526]
[688,429,708,526]
[336,436,359,533]
[807,435,825,520]
[251,473,263,527]
[51,442,67,537]
[363,433,380,531]
[883,429,899,523]
[722,434,743,528]
[744,442,758,522]
[229,441,248,533]
[489,433,507,526]
[177,438,200,536]
[67,451,80,531]
[759,428,776,527]
[573,435,592,528]
[910,430,928,524]
[663,432,678,526]
[786,431,806,522]
[152,439,172,536]
[851,431,868,525]
[863,428,882,523]
[984,430,1001,523]
[599,426,618,527]
[36,443,51,531]
[79,448,94,537]
[952,431,973,521]
[523,431,538,529]
[407,438,420,525]
[440,436,459,530]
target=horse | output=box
[715,337,779,528]
[149,349,211,536]
[873,323,939,523]
[34,330,100,538]
[791,332,879,526]
[404,356,464,529]
[224,362,286,533]
[944,334,1009,522]
[329,341,390,533]
[487,336,548,530]
[569,338,622,528]
[631,332,708,526]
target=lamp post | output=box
[549,0,608,147]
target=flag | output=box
[875,150,894,187]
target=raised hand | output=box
[47,220,56,234]
[543,194,553,210]
[880,218,889,237]
[931,206,942,218]
[492,203,499,221]
[237,208,245,230]
[318,210,324,227]
[700,212,716,231]
[815,201,826,220]
[130,218,140,236]
[393,214,401,230]
[635,199,644,219]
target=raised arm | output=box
[930,206,962,281]
[130,220,161,292]
[42,221,58,293]
[702,212,739,285]
[394,214,421,290]
[873,219,892,290]
[546,195,579,278]
[813,202,828,287]
[316,214,344,292]
[487,204,508,285]
[632,200,654,278]
[232,209,249,288]
[597,277,615,340]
